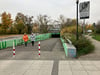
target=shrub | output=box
[0,27,6,34]
[62,33,95,57]
[96,21,100,34]
[96,29,100,33]
[70,36,95,57]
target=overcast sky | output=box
[0,0,99,23]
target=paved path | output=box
[79,35,100,60]
[0,38,65,60]
[1,37,100,75]
[0,60,100,75]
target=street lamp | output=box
[76,0,79,40]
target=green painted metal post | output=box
[2,42,3,48]
[2,41,6,49]
[5,41,7,48]
[14,40,16,46]
[0,42,1,49]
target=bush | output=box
[60,25,82,36]
[96,22,100,34]
[0,27,6,34]
[92,34,100,41]
[62,33,95,57]
[70,36,95,57]
[96,29,100,33]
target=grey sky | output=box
[0,0,99,23]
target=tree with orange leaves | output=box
[1,12,13,33]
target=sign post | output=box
[76,0,79,40]
[93,23,96,37]
[79,1,90,34]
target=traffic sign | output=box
[79,1,90,19]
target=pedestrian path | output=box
[0,38,65,60]
[59,60,100,75]
[85,35,100,53]
[79,35,100,60]
[0,60,100,75]
[0,60,53,75]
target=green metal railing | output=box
[0,33,52,49]
[60,38,76,58]
[60,38,68,56]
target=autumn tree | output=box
[36,15,51,33]
[85,24,94,32]
[1,12,13,34]
[15,13,34,34]
[0,23,2,34]
[15,13,33,33]
[32,23,39,33]
[9,26,18,34]
[60,25,82,36]
[15,19,27,34]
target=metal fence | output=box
[0,33,52,49]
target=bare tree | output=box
[36,14,51,33]
[25,15,33,33]
[58,15,78,28]
[58,15,71,28]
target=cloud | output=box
[0,0,100,23]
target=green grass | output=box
[92,34,100,41]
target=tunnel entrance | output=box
[51,33,60,38]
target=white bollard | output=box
[38,41,40,57]
[13,41,15,57]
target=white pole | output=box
[13,41,15,57]
[38,41,40,57]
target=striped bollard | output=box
[13,41,15,57]
[38,41,40,57]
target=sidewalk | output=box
[59,60,100,75]
[79,35,100,60]
[0,60,100,75]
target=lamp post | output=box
[76,0,79,40]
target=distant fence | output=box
[0,33,52,49]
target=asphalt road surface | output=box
[1,38,100,75]
[0,38,66,60]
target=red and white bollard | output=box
[38,41,40,57]
[13,41,15,57]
